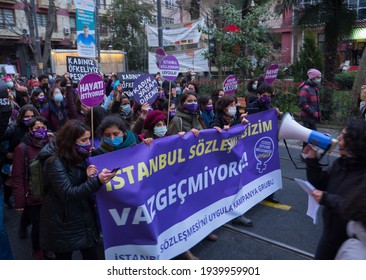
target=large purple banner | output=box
[89,109,282,260]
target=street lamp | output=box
[108,44,113,50]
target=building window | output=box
[36,13,47,27]
[162,17,174,25]
[165,0,174,10]
[359,0,366,8]
[37,13,57,30]
[100,23,108,36]
[69,17,76,34]
[0,8,15,29]
[318,33,325,52]
[99,0,106,10]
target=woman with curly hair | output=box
[303,118,366,259]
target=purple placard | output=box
[132,74,159,105]
[264,64,279,84]
[89,109,281,260]
[78,73,105,107]
[159,55,180,81]
[155,48,166,68]
[223,75,238,95]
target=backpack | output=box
[22,144,46,198]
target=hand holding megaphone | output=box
[278,112,338,154]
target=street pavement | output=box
[4,124,341,260]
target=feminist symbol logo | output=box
[254,137,274,173]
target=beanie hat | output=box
[307,69,321,79]
[4,75,12,81]
[144,110,166,130]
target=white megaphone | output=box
[278,112,338,153]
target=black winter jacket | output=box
[306,156,366,259]
[39,141,103,253]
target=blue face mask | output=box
[104,135,123,147]
[314,78,321,84]
[54,92,63,102]
[154,126,167,138]
[121,104,132,115]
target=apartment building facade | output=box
[0,0,191,76]
[1,0,365,76]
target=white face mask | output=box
[227,107,237,117]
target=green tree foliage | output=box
[276,1,357,83]
[100,0,155,71]
[202,3,274,81]
[292,32,323,82]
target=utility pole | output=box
[95,0,101,72]
[30,0,43,74]
[157,0,163,48]
[207,12,211,75]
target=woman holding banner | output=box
[92,114,143,156]
[39,120,115,260]
[210,95,253,227]
[167,91,205,136]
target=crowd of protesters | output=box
[0,69,365,260]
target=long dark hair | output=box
[215,95,235,114]
[177,92,198,111]
[56,119,90,165]
[16,104,40,126]
[343,119,366,161]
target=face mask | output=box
[121,104,132,115]
[154,126,167,138]
[176,88,182,95]
[314,78,321,84]
[260,95,271,106]
[169,110,176,119]
[23,117,32,126]
[205,104,214,113]
[158,91,165,99]
[184,102,198,113]
[104,135,123,147]
[227,107,237,117]
[37,96,46,103]
[218,95,223,99]
[252,83,258,91]
[74,142,92,156]
[54,92,63,102]
[147,108,153,113]
[31,128,47,139]
[7,81,14,88]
